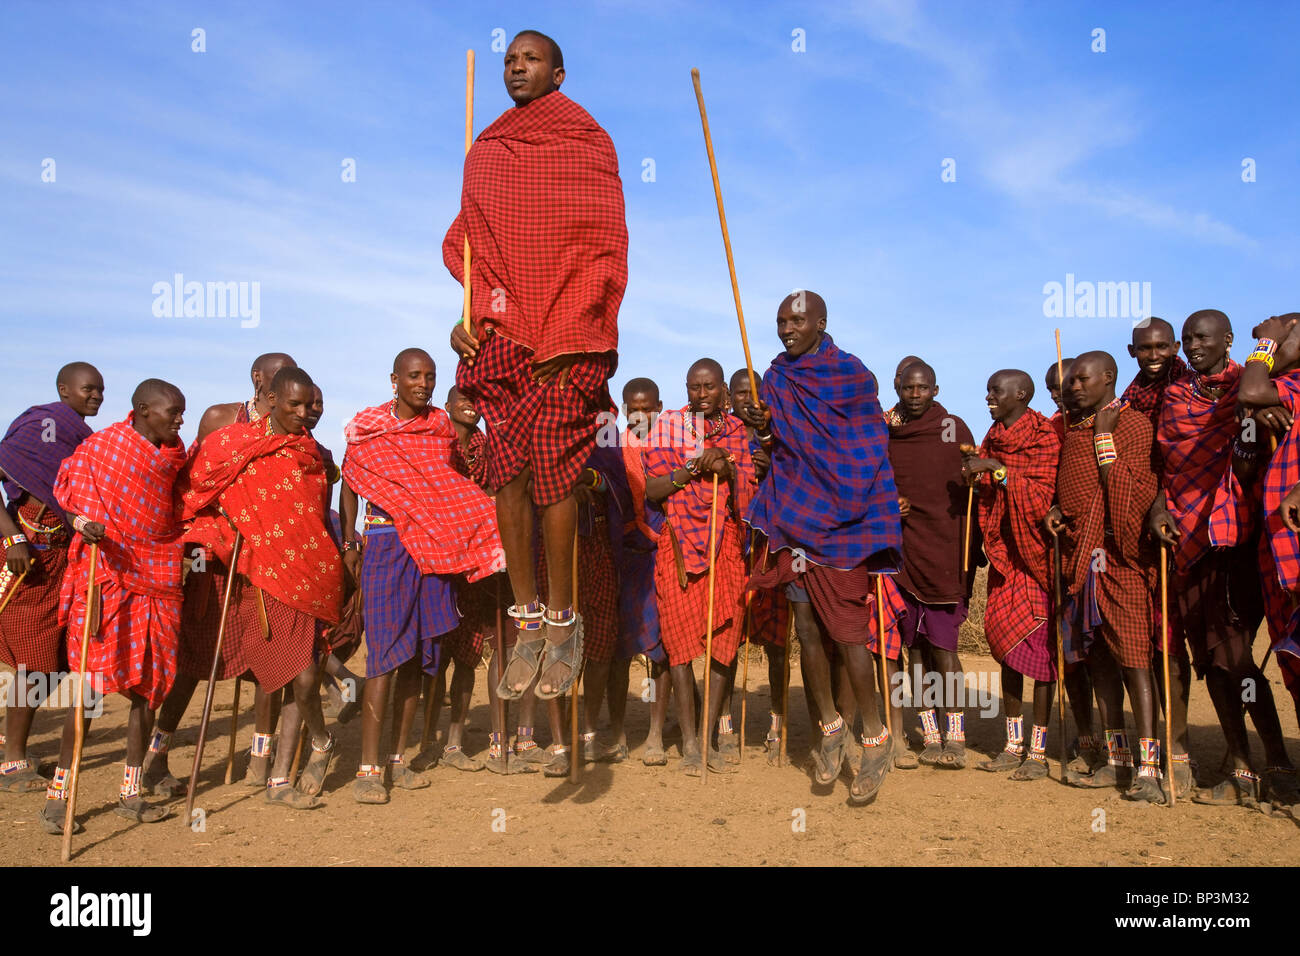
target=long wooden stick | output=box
[460,49,475,334]
[1159,543,1176,804]
[419,674,436,751]
[569,527,581,784]
[185,532,243,822]
[738,604,750,763]
[962,486,974,573]
[779,609,792,767]
[0,566,30,618]
[1054,330,1069,780]
[494,574,506,762]
[224,676,241,785]
[690,68,758,401]
[61,544,98,861]
[875,576,892,740]
[700,475,720,786]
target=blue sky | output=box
[3,0,1299,455]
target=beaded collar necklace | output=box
[1069,396,1125,430]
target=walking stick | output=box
[738,603,750,763]
[1159,543,1176,804]
[691,68,758,400]
[962,486,974,574]
[0,566,30,617]
[494,574,506,765]
[460,49,475,334]
[185,532,243,823]
[875,576,893,739]
[224,677,241,785]
[779,609,792,768]
[699,474,720,786]
[61,543,98,862]
[569,527,582,784]
[1050,530,1068,783]
[419,674,436,752]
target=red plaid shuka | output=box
[655,518,746,667]
[54,418,188,707]
[643,409,755,575]
[450,428,490,489]
[1259,371,1300,665]
[443,91,628,362]
[179,421,342,624]
[1056,405,1158,667]
[0,499,70,672]
[1156,362,1242,574]
[1121,356,1189,429]
[343,403,501,582]
[977,409,1059,660]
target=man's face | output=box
[391,356,436,411]
[897,367,937,420]
[60,368,104,418]
[1181,317,1231,374]
[137,390,185,445]
[446,388,480,428]
[985,375,1023,423]
[730,380,752,413]
[304,387,324,431]
[270,382,313,435]
[1065,360,1111,413]
[776,301,825,357]
[624,390,662,440]
[686,368,726,419]
[1128,325,1178,381]
[504,35,563,105]
[253,357,295,398]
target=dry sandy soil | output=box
[4,589,1300,867]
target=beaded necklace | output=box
[1069,396,1125,430]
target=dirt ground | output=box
[4,614,1300,866]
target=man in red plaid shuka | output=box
[180,367,343,810]
[644,359,752,776]
[340,349,502,802]
[1046,351,1165,803]
[446,31,627,715]
[963,371,1060,781]
[1153,311,1295,807]
[41,380,187,834]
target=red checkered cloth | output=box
[446,575,504,667]
[54,418,188,707]
[1259,372,1300,664]
[455,331,616,506]
[0,499,70,672]
[746,585,788,650]
[178,565,249,681]
[977,409,1059,660]
[643,409,755,575]
[179,421,343,624]
[228,576,318,693]
[1057,406,1158,667]
[342,403,501,582]
[1156,363,1242,574]
[449,428,490,488]
[442,91,628,362]
[1121,356,1189,428]
[536,520,620,663]
[655,518,746,667]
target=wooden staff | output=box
[494,574,506,765]
[779,610,792,767]
[224,677,241,785]
[185,532,243,823]
[875,576,892,739]
[460,49,475,334]
[691,68,758,401]
[61,543,98,861]
[1053,327,1069,780]
[959,443,978,573]
[569,527,581,784]
[419,674,436,752]
[0,566,30,617]
[1159,543,1176,804]
[738,603,750,763]
[699,475,720,786]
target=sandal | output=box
[1265,766,1300,807]
[265,781,321,810]
[918,739,944,766]
[707,748,739,774]
[114,794,171,823]
[581,732,600,764]
[1067,763,1130,790]
[440,746,484,773]
[0,762,50,793]
[891,733,918,770]
[1068,738,1105,775]
[297,732,336,797]
[513,740,550,765]
[681,750,703,777]
[642,743,668,767]
[979,749,1024,773]
[1192,769,1261,808]
[497,603,547,699]
[534,612,585,700]
[40,799,81,835]
[598,741,629,764]
[1010,754,1049,782]
[937,738,967,770]
[390,762,431,790]
[242,749,273,788]
[409,747,439,773]
[1124,774,1169,805]
[142,762,185,798]
[716,730,740,765]
[542,746,571,778]
[813,723,847,785]
[353,772,389,804]
[849,733,891,806]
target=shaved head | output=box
[730,369,760,393]
[56,361,99,388]
[778,290,827,321]
[991,369,1034,402]
[688,358,725,382]
[1183,309,1231,337]
[1131,317,1175,344]
[513,29,563,68]
[269,366,314,395]
[900,361,936,387]
[1075,350,1118,378]
[252,352,295,379]
[622,376,660,403]
[1045,358,1074,386]
[131,378,183,408]
[393,347,434,373]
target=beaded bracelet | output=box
[1246,338,1278,372]
[2,533,27,549]
[670,470,689,491]
[1094,432,1118,466]
[72,515,88,534]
